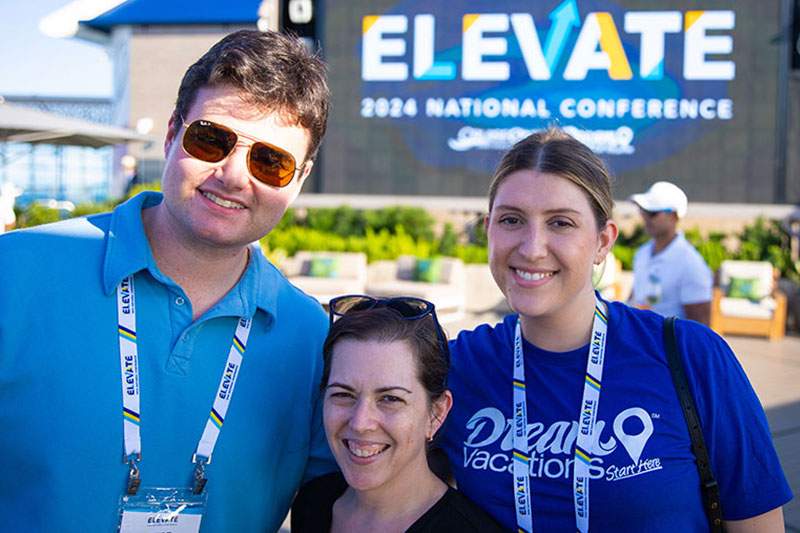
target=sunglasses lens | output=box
[183,120,237,163]
[249,142,296,187]
[386,298,431,319]
[328,295,444,356]
[182,119,298,188]
[330,295,376,317]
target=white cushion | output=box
[719,296,776,319]
[290,277,367,304]
[394,255,464,284]
[294,251,368,280]
[718,260,774,298]
[365,280,465,311]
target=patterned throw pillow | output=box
[308,257,340,278]
[414,258,442,283]
[727,277,761,300]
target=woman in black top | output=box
[291,296,505,533]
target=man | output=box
[121,154,146,197]
[0,182,20,233]
[0,30,335,531]
[629,181,712,324]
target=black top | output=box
[291,472,507,533]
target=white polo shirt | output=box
[0,191,15,233]
[631,232,712,318]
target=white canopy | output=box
[0,101,151,148]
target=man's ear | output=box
[297,159,314,188]
[164,112,180,157]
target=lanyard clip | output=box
[125,454,141,495]
[192,454,209,495]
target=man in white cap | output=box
[629,181,712,324]
[0,182,21,233]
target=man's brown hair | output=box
[174,29,330,160]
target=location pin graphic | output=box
[612,407,654,465]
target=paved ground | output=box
[727,334,800,530]
[281,316,799,531]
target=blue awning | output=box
[83,0,262,32]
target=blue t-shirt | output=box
[0,193,336,532]
[441,301,792,531]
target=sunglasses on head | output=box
[181,118,304,188]
[328,294,448,356]
[329,295,437,322]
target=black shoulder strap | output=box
[663,316,724,531]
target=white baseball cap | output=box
[630,181,688,218]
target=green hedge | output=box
[15,204,63,227]
[260,224,488,264]
[281,205,435,241]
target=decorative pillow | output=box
[414,258,442,283]
[727,277,761,300]
[308,257,340,278]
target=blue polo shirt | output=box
[0,192,336,532]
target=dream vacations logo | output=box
[461,406,663,482]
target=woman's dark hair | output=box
[174,29,330,160]
[322,307,449,404]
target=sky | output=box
[0,0,112,98]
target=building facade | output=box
[69,0,800,204]
[322,0,800,204]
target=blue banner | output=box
[358,0,735,174]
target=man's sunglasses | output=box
[641,208,674,218]
[181,118,304,188]
[328,295,449,357]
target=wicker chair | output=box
[710,260,787,341]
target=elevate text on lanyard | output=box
[512,296,608,533]
[117,275,253,495]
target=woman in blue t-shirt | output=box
[439,127,791,532]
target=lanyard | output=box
[512,296,608,533]
[116,275,253,495]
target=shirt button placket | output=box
[166,293,193,375]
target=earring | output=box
[594,252,607,265]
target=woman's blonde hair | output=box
[488,127,614,229]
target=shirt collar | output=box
[102,191,161,295]
[102,191,279,319]
[663,231,686,253]
[649,231,685,256]
[228,245,280,320]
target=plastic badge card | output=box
[119,488,207,533]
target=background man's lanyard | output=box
[512,296,608,533]
[116,276,253,495]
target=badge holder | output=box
[117,456,208,533]
[115,281,254,533]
